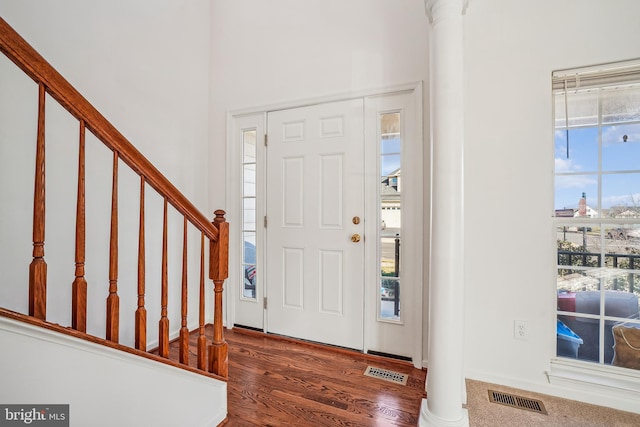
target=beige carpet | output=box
[465,379,640,427]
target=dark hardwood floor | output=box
[165,326,426,427]
[221,327,426,426]
[164,326,427,426]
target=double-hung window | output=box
[554,60,640,369]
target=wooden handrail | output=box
[0,17,218,242]
[1,16,229,378]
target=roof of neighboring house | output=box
[381,183,400,202]
[388,168,401,177]
[618,209,640,218]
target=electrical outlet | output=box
[514,320,528,340]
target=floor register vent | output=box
[363,366,408,385]
[488,390,547,415]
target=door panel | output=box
[266,99,365,349]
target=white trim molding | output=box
[547,358,640,414]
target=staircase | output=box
[0,16,229,426]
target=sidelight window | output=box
[379,112,402,321]
[242,129,257,300]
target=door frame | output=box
[225,82,424,367]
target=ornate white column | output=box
[420,1,469,426]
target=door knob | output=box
[351,234,361,243]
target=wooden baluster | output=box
[209,210,229,377]
[135,176,147,351]
[179,217,189,364]
[197,233,207,370]
[159,198,169,358]
[106,151,119,342]
[29,83,47,320]
[72,120,87,331]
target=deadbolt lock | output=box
[352,216,361,225]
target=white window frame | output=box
[549,59,640,411]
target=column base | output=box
[419,399,469,427]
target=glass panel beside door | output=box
[380,112,401,321]
[242,129,257,300]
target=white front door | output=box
[265,99,365,349]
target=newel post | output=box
[209,209,229,378]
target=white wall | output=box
[0,316,226,427]
[4,0,640,416]
[208,0,430,209]
[208,0,431,363]
[463,0,640,409]
[0,0,213,347]
[209,0,640,412]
